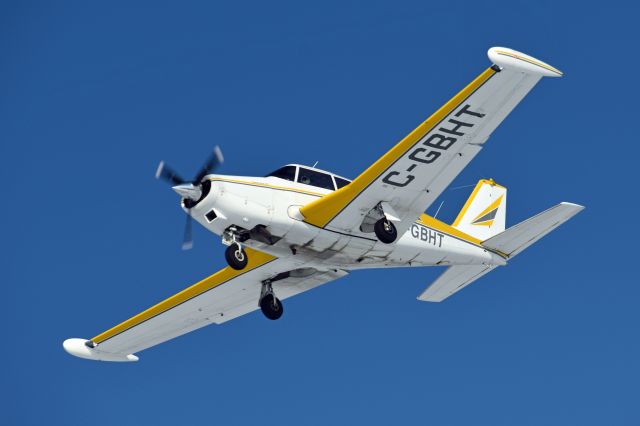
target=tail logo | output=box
[471,195,503,227]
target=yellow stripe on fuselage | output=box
[91,248,276,345]
[209,177,325,197]
[299,67,498,229]
[417,214,509,258]
[417,214,482,245]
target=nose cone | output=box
[172,183,202,200]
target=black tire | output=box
[225,243,248,270]
[374,218,397,244]
[260,294,284,320]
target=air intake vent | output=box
[205,209,217,222]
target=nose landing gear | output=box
[259,279,283,320]
[225,243,248,270]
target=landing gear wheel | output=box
[260,294,284,320]
[374,218,397,244]
[225,243,248,270]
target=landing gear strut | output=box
[374,217,397,244]
[259,280,283,320]
[225,243,248,270]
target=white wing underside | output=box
[301,68,542,238]
[87,256,346,357]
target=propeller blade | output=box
[182,213,193,250]
[193,146,224,183]
[156,161,186,186]
[158,146,225,251]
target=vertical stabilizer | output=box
[452,179,506,241]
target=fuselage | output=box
[186,173,506,271]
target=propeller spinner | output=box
[155,146,224,250]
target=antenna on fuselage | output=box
[433,200,445,219]
[312,161,319,168]
[448,183,476,191]
[433,182,475,219]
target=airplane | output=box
[64,47,584,362]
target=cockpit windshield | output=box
[267,165,351,191]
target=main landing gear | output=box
[374,217,397,244]
[259,279,283,320]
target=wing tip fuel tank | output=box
[488,47,563,77]
[63,338,139,362]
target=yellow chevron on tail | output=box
[452,179,507,240]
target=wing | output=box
[64,248,347,361]
[300,47,561,238]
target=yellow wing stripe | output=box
[91,248,276,345]
[299,66,498,228]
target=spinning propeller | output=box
[155,146,224,250]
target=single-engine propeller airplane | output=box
[64,47,583,362]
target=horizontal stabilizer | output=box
[483,202,584,258]
[418,265,494,302]
[418,202,584,302]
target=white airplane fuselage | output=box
[186,174,506,271]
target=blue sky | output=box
[2,1,638,425]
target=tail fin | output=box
[452,179,507,240]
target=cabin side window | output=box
[334,177,351,189]
[297,167,335,190]
[267,166,297,182]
